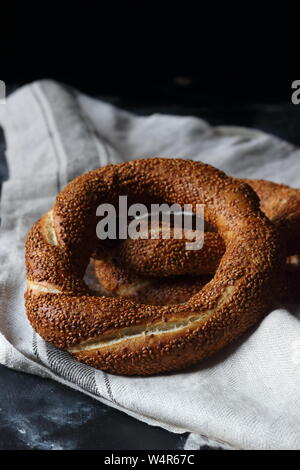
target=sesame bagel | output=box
[25,158,284,375]
[93,178,300,304]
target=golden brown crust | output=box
[94,231,224,280]
[25,158,284,375]
[244,179,300,255]
[93,177,300,306]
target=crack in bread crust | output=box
[43,210,59,246]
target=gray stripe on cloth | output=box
[45,342,99,397]
[103,373,117,404]
[30,85,62,193]
[36,80,120,183]
[32,331,40,362]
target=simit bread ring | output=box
[93,179,300,303]
[25,158,283,375]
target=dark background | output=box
[4,72,295,106]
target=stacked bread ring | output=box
[25,158,286,375]
[93,178,300,306]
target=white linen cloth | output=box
[1,80,300,450]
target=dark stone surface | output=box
[0,365,188,450]
[0,86,299,450]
